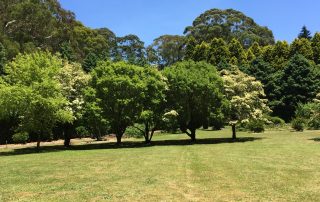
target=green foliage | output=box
[184,9,275,47]
[208,38,230,66]
[164,60,225,140]
[311,33,320,64]
[125,124,144,138]
[192,42,209,62]
[278,54,319,120]
[138,67,167,142]
[268,116,285,127]
[116,35,146,66]
[228,38,247,65]
[221,67,271,137]
[0,43,6,75]
[90,61,147,143]
[0,51,71,147]
[246,120,265,133]
[248,42,262,58]
[12,132,29,144]
[82,52,98,72]
[59,42,75,62]
[75,126,90,138]
[291,118,305,131]
[147,35,185,67]
[295,102,320,130]
[290,38,314,60]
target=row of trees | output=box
[0,1,319,147]
[0,51,270,147]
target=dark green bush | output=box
[12,132,29,144]
[247,120,265,133]
[75,126,90,138]
[291,118,305,131]
[269,116,285,126]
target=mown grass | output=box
[0,129,319,201]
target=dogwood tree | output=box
[221,67,271,139]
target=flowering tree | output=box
[221,67,271,139]
[57,62,91,147]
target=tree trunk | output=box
[232,124,237,140]
[96,127,102,141]
[64,137,71,147]
[190,128,196,142]
[144,122,150,144]
[64,124,71,147]
[116,134,122,145]
[149,129,155,143]
[36,140,41,152]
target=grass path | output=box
[0,129,319,201]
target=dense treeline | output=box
[0,0,320,147]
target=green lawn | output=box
[0,129,319,202]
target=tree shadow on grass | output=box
[311,138,320,142]
[0,137,263,157]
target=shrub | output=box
[291,118,305,131]
[269,116,285,126]
[75,126,90,138]
[247,120,265,133]
[295,102,320,130]
[125,124,144,138]
[12,132,29,144]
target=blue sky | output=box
[60,0,320,45]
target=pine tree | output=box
[208,38,230,66]
[82,52,98,72]
[298,25,312,40]
[228,38,247,65]
[290,38,313,60]
[59,42,75,62]
[192,42,209,62]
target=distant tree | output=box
[221,67,270,139]
[290,38,313,60]
[246,49,255,62]
[147,35,185,67]
[298,26,312,40]
[245,57,281,116]
[164,61,224,141]
[192,42,209,62]
[184,9,275,47]
[208,38,230,66]
[59,42,75,62]
[0,43,6,75]
[311,32,320,64]
[90,61,146,144]
[228,38,247,65]
[270,41,290,69]
[82,52,98,72]
[248,42,262,58]
[185,36,197,60]
[116,35,146,66]
[278,54,320,121]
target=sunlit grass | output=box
[0,129,319,201]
